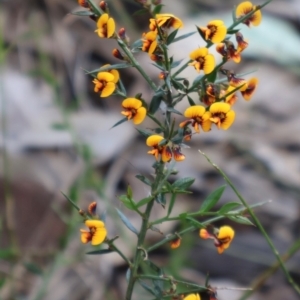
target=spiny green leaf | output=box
[199,185,226,213]
[228,215,254,226]
[167,193,176,217]
[173,31,197,43]
[136,128,153,138]
[218,202,241,214]
[227,29,240,34]
[172,177,195,190]
[119,195,136,210]
[196,25,206,42]
[110,117,128,129]
[166,29,178,45]
[136,174,152,186]
[131,38,143,49]
[136,196,154,208]
[171,59,183,69]
[116,209,139,235]
[155,193,166,207]
[86,249,114,255]
[152,4,164,15]
[149,91,164,114]
[187,95,196,106]
[166,107,182,115]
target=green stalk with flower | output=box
[67,0,300,299]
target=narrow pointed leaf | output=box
[136,174,152,186]
[136,128,153,138]
[131,38,143,49]
[227,29,240,34]
[86,249,114,255]
[218,202,241,214]
[119,195,136,210]
[171,59,183,69]
[172,177,195,190]
[136,196,154,208]
[228,215,254,226]
[166,107,182,115]
[152,4,164,15]
[187,95,196,106]
[166,29,178,45]
[116,209,139,235]
[111,117,128,129]
[149,91,164,114]
[167,193,176,216]
[62,192,80,211]
[173,31,196,43]
[199,185,226,213]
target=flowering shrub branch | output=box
[66,0,300,298]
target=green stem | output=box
[200,150,300,295]
[148,200,272,252]
[125,162,165,300]
[125,199,155,300]
[109,242,133,267]
[138,274,207,290]
[239,239,300,300]
[117,39,157,91]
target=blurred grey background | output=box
[0,0,300,299]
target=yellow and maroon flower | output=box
[223,85,238,106]
[235,32,248,53]
[199,225,235,254]
[95,13,115,38]
[215,226,235,254]
[228,73,247,91]
[172,146,185,161]
[121,98,146,125]
[80,219,107,246]
[209,102,235,130]
[189,48,215,74]
[142,31,158,55]
[183,294,201,300]
[180,105,212,134]
[146,135,171,162]
[149,13,183,31]
[93,71,116,97]
[199,20,227,44]
[236,1,262,27]
[241,77,258,101]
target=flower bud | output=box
[119,28,130,45]
[112,48,125,60]
[78,0,89,8]
[99,1,108,12]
